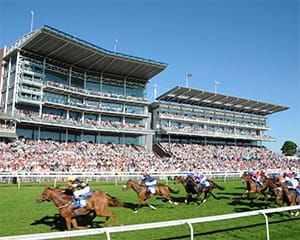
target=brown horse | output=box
[241,172,265,200]
[122,179,179,213]
[174,176,225,204]
[259,177,283,205]
[278,182,299,216]
[36,186,123,230]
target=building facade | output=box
[150,86,288,147]
[0,26,167,151]
[1,26,288,150]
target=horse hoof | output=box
[133,209,138,213]
[295,211,299,217]
[174,202,178,205]
[184,200,188,204]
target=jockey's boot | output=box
[146,192,151,199]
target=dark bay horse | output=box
[174,176,225,204]
[36,186,123,230]
[122,179,179,213]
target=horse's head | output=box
[241,172,250,183]
[36,186,54,203]
[173,176,185,185]
[122,179,133,191]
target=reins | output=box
[58,201,72,209]
[128,180,144,194]
[50,189,73,209]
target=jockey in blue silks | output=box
[67,176,92,209]
[141,172,157,198]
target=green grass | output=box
[0,179,299,240]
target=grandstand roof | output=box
[156,86,289,116]
[6,25,167,82]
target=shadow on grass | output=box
[157,218,300,240]
[31,213,102,231]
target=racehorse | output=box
[36,186,123,230]
[278,182,299,216]
[259,177,283,206]
[174,176,225,204]
[241,172,265,200]
[122,179,179,213]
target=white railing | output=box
[0,171,245,188]
[1,170,290,188]
[0,205,299,240]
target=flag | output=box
[187,73,192,77]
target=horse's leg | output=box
[185,193,191,204]
[64,217,72,231]
[162,192,178,205]
[242,190,249,199]
[201,191,209,204]
[133,198,144,213]
[195,192,201,203]
[94,209,120,226]
[87,211,97,227]
[145,199,157,210]
[70,217,88,230]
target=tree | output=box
[281,141,298,156]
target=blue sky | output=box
[1,0,299,153]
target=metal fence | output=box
[0,170,244,187]
[0,205,299,240]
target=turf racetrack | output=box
[0,179,299,239]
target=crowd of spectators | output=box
[0,139,299,174]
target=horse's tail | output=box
[168,186,180,194]
[211,181,225,190]
[108,197,124,207]
[105,193,124,207]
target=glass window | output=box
[45,70,68,85]
[82,133,97,143]
[126,86,144,98]
[40,129,61,141]
[86,81,100,92]
[100,134,120,144]
[71,76,84,89]
[102,83,123,95]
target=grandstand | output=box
[0,25,288,155]
[0,25,167,151]
[150,86,288,148]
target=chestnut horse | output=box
[174,176,225,204]
[279,182,299,216]
[241,172,265,200]
[36,186,123,230]
[259,177,283,205]
[122,179,179,213]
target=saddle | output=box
[73,190,93,209]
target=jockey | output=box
[284,175,299,190]
[198,173,210,188]
[260,169,267,179]
[141,172,157,198]
[67,176,91,208]
[253,171,263,186]
[272,173,279,182]
[292,171,300,182]
[187,172,196,181]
